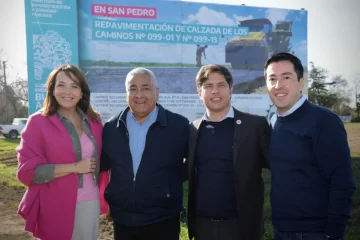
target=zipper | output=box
[133,174,136,222]
[120,119,137,222]
[129,121,157,222]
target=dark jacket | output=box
[187,108,270,240]
[100,104,189,226]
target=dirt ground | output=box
[346,123,360,156]
[0,178,114,240]
[0,183,31,240]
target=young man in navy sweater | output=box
[265,52,356,240]
[187,64,270,240]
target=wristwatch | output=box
[325,235,342,240]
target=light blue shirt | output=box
[270,95,306,127]
[204,107,234,122]
[127,106,158,176]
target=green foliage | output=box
[356,94,360,118]
[308,62,353,114]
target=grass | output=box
[81,60,197,68]
[0,138,20,161]
[0,163,22,187]
[0,138,22,187]
[0,123,359,240]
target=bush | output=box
[351,116,360,122]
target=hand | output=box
[74,158,96,174]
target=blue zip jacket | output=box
[100,104,189,226]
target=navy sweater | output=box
[195,118,237,218]
[269,100,356,238]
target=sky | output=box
[0,0,360,91]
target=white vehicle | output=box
[0,118,28,139]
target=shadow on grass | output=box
[2,138,21,144]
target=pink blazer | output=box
[17,112,109,240]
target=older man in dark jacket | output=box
[100,67,189,240]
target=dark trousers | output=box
[194,215,241,240]
[274,229,325,240]
[113,215,180,240]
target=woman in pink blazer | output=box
[17,64,109,240]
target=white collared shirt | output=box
[204,107,234,122]
[270,95,306,127]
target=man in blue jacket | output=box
[100,67,189,240]
[265,52,356,240]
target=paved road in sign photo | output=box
[84,66,265,94]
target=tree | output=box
[308,62,337,109]
[0,52,28,123]
[308,62,354,115]
[328,75,352,115]
[354,75,360,118]
[356,98,360,118]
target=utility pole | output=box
[2,61,8,123]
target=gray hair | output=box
[125,67,159,89]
